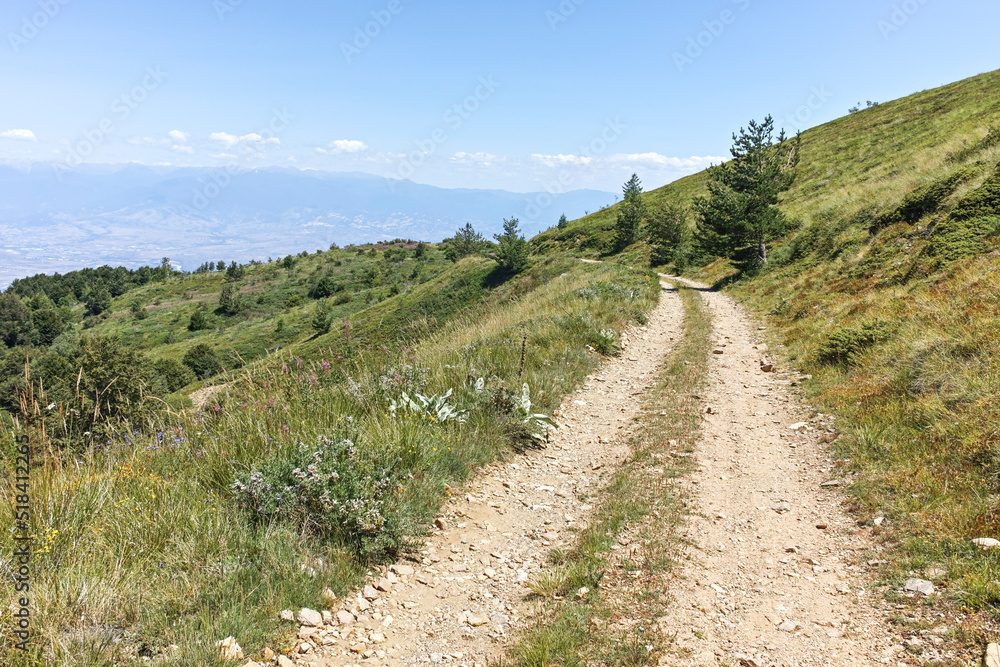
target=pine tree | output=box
[647,202,692,270]
[493,217,530,274]
[694,116,800,273]
[312,300,332,335]
[613,174,646,251]
[444,223,487,262]
[558,213,569,229]
[188,308,210,331]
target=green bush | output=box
[816,322,893,367]
[188,308,211,332]
[182,343,224,380]
[929,165,1000,260]
[153,358,196,393]
[231,435,405,560]
[872,167,978,232]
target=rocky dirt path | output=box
[654,277,941,667]
[277,282,686,667]
[259,275,941,667]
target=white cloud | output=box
[530,153,594,167]
[210,132,279,148]
[168,130,191,143]
[451,152,503,167]
[171,145,195,154]
[317,139,369,154]
[1,129,37,142]
[608,153,723,169]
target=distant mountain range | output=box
[0,163,614,287]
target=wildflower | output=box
[213,404,222,412]
[296,357,303,369]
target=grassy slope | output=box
[0,253,661,665]
[538,67,1000,617]
[81,245,456,387]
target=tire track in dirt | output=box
[654,276,915,667]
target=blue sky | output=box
[1,0,998,193]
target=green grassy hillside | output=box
[0,236,660,664]
[545,67,1000,619]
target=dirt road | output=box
[273,278,932,667]
[653,277,917,666]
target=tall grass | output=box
[0,259,659,665]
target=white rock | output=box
[789,422,808,431]
[986,643,1000,667]
[904,578,935,595]
[277,656,295,667]
[279,609,294,622]
[336,610,356,625]
[362,584,379,600]
[778,620,803,633]
[392,564,415,576]
[215,636,244,660]
[467,615,487,627]
[297,608,323,627]
[974,538,1000,550]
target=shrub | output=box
[332,292,352,306]
[217,283,243,316]
[312,301,332,335]
[816,322,893,367]
[871,167,978,232]
[182,343,224,380]
[153,358,196,393]
[188,308,211,332]
[231,435,405,560]
[309,275,339,299]
[930,165,1000,260]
